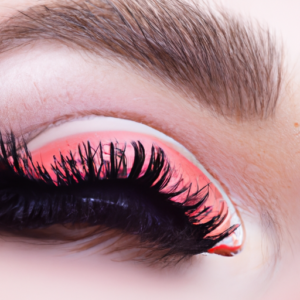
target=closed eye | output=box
[0,119,243,265]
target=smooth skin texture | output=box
[0,0,299,299]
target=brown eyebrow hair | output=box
[0,0,284,120]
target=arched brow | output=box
[0,0,284,121]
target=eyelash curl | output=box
[0,132,238,266]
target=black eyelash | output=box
[0,132,238,265]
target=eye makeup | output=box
[0,117,244,263]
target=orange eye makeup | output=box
[0,117,244,262]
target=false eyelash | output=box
[0,132,238,265]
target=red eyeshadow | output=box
[30,131,242,254]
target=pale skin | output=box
[0,0,299,299]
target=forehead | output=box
[221,0,300,70]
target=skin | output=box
[0,0,299,299]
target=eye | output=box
[0,116,244,265]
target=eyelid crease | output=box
[26,116,180,151]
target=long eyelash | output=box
[0,132,238,265]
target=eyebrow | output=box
[0,0,284,121]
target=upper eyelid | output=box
[27,116,244,244]
[0,128,242,263]
[0,83,281,261]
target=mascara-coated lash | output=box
[0,132,238,261]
